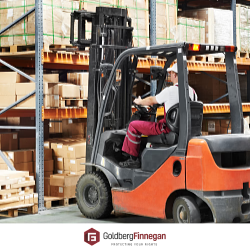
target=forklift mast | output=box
[70,7,134,164]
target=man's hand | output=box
[134,96,158,106]
[134,96,142,105]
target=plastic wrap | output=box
[177,17,205,44]
[236,4,250,52]
[0,0,79,46]
[156,0,177,45]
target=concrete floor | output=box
[0,204,172,223]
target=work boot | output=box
[119,156,140,168]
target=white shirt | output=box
[155,83,198,113]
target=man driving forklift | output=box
[119,63,198,168]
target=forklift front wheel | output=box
[76,171,113,219]
[173,196,201,223]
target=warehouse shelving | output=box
[0,0,250,211]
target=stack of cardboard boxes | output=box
[51,139,86,175]
[156,0,177,45]
[67,72,89,99]
[0,149,33,172]
[42,139,86,197]
[50,173,81,198]
[16,73,60,108]
[0,0,79,47]
[0,71,89,109]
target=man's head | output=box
[167,63,178,84]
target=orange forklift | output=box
[71,7,250,223]
[75,41,250,223]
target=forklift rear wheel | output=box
[76,171,113,219]
[173,196,201,223]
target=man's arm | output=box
[134,96,158,106]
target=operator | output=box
[119,63,198,168]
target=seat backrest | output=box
[165,101,203,136]
[190,101,203,136]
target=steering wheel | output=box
[134,103,157,116]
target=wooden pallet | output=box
[60,99,84,108]
[0,44,35,54]
[44,196,77,209]
[236,50,249,59]
[187,55,206,62]
[0,43,77,56]
[43,44,77,53]
[207,55,225,63]
[0,204,38,218]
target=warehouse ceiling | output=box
[178,0,250,10]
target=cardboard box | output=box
[15,83,35,96]
[64,142,86,159]
[33,148,53,161]
[50,185,75,198]
[49,120,62,134]
[19,138,35,150]
[67,72,89,86]
[0,150,33,164]
[62,119,85,137]
[0,84,15,96]
[44,160,54,172]
[220,119,231,129]
[44,141,51,149]
[50,174,80,197]
[0,163,8,170]
[0,96,16,107]
[70,171,85,176]
[16,95,35,108]
[44,171,53,178]
[0,133,18,151]
[59,84,80,99]
[202,120,220,134]
[51,142,66,157]
[81,86,88,99]
[17,94,59,108]
[6,117,35,126]
[16,82,59,96]
[33,193,38,204]
[44,95,59,108]
[14,162,33,173]
[54,157,64,171]
[44,177,50,196]
[0,72,18,84]
[64,158,86,172]
[29,74,59,83]
[50,173,80,187]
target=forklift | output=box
[71,7,250,223]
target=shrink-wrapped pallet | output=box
[177,17,205,44]
[117,0,149,47]
[0,0,79,47]
[79,0,117,40]
[236,4,250,53]
[180,8,233,45]
[180,8,233,60]
[156,0,177,45]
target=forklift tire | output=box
[76,171,113,219]
[173,196,201,223]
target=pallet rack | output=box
[1,0,250,210]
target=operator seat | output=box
[147,101,203,146]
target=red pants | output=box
[122,119,170,157]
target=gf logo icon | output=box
[84,228,100,246]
